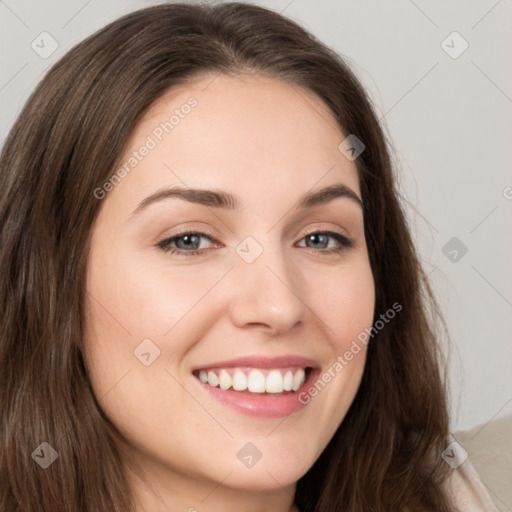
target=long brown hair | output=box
[0,2,452,510]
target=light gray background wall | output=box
[1,0,511,433]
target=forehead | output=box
[111,73,360,208]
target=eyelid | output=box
[156,225,221,244]
[165,227,219,240]
[299,225,350,240]
[157,226,354,256]
[156,228,222,251]
[159,224,350,245]
[296,229,354,250]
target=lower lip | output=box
[193,370,318,418]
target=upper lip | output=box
[192,355,320,372]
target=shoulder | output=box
[442,455,499,511]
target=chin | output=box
[220,460,310,492]
[210,438,317,491]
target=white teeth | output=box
[232,370,248,391]
[207,371,219,387]
[247,369,266,393]
[283,370,293,391]
[292,368,305,391]
[218,369,232,390]
[265,370,283,393]
[198,367,308,394]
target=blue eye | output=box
[157,232,214,255]
[299,232,353,252]
[157,230,353,256]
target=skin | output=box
[84,73,375,512]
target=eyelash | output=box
[156,230,354,256]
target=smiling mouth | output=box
[192,366,312,395]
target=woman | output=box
[0,3,496,511]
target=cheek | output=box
[296,257,374,439]
[83,241,234,400]
[85,242,224,341]
[306,257,375,346]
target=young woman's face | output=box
[85,74,375,498]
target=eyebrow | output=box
[132,183,363,215]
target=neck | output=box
[126,458,298,512]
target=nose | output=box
[226,240,307,336]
